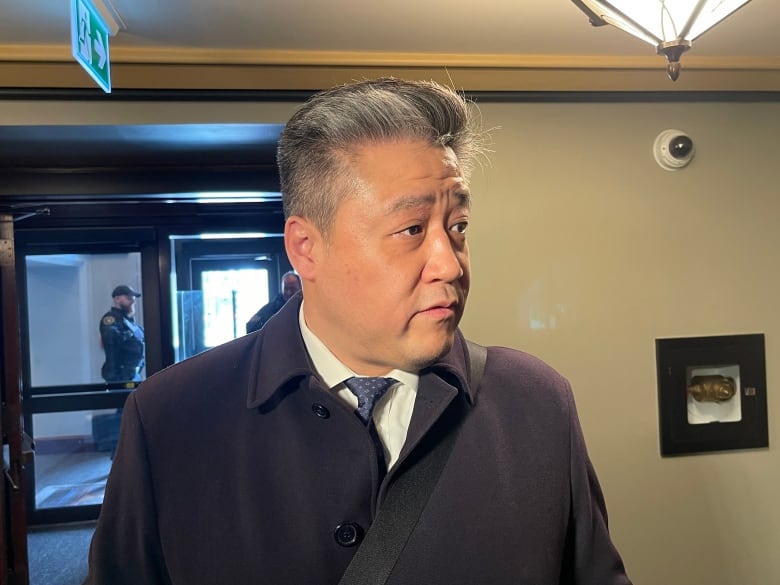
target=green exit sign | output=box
[70,0,111,93]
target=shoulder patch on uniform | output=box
[102,315,116,325]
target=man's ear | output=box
[284,216,320,280]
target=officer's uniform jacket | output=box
[85,295,632,585]
[99,306,145,382]
[245,293,288,334]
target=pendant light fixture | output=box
[571,0,753,81]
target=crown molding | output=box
[3,43,780,70]
[2,44,780,92]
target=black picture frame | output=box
[655,333,768,456]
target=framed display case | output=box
[655,333,768,456]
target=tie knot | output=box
[343,377,397,424]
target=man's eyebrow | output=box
[457,191,472,209]
[387,191,471,213]
[387,194,435,213]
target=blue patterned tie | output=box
[343,377,397,425]
[344,377,397,475]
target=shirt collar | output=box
[245,294,475,409]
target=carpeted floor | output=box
[27,521,96,585]
[26,450,108,585]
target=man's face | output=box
[114,294,136,316]
[282,274,301,300]
[300,138,471,375]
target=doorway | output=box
[15,220,290,527]
[16,228,160,526]
[13,210,290,585]
[1,118,288,585]
[170,233,289,361]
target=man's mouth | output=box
[417,300,458,319]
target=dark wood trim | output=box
[2,60,780,92]
[0,213,29,584]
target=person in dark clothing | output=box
[99,284,145,383]
[245,270,301,333]
[84,78,632,585]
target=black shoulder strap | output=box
[465,339,487,391]
[337,340,487,585]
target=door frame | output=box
[14,227,161,525]
[1,212,30,585]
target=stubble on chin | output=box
[407,332,456,372]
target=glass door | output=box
[16,225,290,524]
[169,233,289,363]
[16,228,160,525]
[199,260,269,345]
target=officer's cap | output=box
[112,284,141,298]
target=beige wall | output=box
[2,97,778,584]
[464,100,779,584]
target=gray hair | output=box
[277,77,487,237]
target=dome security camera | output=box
[653,129,695,171]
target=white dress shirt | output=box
[298,303,418,470]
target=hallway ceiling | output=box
[0,1,776,68]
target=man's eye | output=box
[450,222,468,234]
[403,225,423,236]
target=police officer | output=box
[99,284,145,383]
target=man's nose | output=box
[424,231,464,282]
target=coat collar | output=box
[245,294,479,410]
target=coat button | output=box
[334,522,363,547]
[311,403,330,419]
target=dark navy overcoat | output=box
[85,295,631,585]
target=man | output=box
[99,284,145,383]
[245,270,301,333]
[85,78,632,584]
